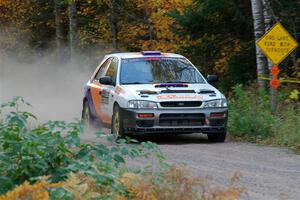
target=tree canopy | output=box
[0,0,299,91]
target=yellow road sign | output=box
[257,22,298,65]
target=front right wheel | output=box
[207,132,227,143]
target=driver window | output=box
[105,57,119,84]
[95,58,112,80]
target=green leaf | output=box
[113,154,125,165]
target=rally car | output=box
[82,51,228,142]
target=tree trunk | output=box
[108,0,118,50]
[68,0,78,62]
[54,0,64,63]
[251,0,268,88]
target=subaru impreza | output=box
[82,51,228,142]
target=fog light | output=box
[138,113,154,118]
[210,113,226,118]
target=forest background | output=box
[1,0,300,93]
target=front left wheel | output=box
[82,101,94,130]
[111,105,125,138]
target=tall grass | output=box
[229,85,300,152]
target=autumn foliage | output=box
[0,180,63,200]
[0,167,246,200]
[1,0,299,91]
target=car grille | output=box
[160,101,202,108]
[159,113,205,126]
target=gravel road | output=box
[82,131,300,200]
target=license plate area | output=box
[159,113,205,126]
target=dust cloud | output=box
[0,53,100,123]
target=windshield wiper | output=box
[122,82,143,85]
[165,81,190,83]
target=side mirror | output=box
[207,75,218,83]
[99,76,114,85]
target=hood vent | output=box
[198,89,216,94]
[139,90,158,95]
[155,83,188,88]
[160,90,195,94]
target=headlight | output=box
[203,99,227,108]
[128,100,158,109]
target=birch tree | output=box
[68,0,78,62]
[251,0,268,88]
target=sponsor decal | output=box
[101,89,110,104]
[156,95,203,100]
[115,86,123,95]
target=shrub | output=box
[228,85,277,141]
[273,106,300,151]
[0,97,161,197]
[229,85,300,152]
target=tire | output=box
[82,100,94,130]
[207,132,227,143]
[111,105,125,138]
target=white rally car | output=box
[82,51,228,142]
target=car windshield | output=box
[120,57,205,84]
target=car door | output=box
[90,57,112,124]
[100,57,119,120]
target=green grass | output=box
[228,84,300,152]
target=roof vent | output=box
[141,51,162,56]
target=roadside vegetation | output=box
[0,97,246,200]
[229,84,300,152]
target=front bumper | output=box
[120,107,228,135]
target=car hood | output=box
[120,83,225,102]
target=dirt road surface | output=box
[82,131,300,200]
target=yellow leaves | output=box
[63,172,101,200]
[1,169,246,200]
[119,172,157,200]
[118,0,194,52]
[214,39,243,73]
[119,166,246,200]
[0,180,63,200]
[119,172,140,194]
[289,89,300,100]
[80,7,96,16]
